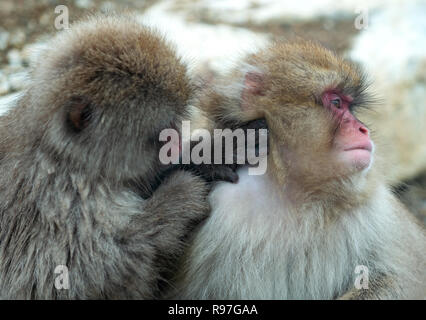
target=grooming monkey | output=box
[0,15,219,299]
[174,41,426,299]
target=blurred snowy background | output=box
[0,0,425,223]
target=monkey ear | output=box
[241,71,265,111]
[67,96,92,132]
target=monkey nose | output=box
[359,126,369,135]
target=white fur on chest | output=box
[182,167,394,299]
[210,167,286,222]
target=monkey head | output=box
[27,15,191,184]
[223,41,375,187]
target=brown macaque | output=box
[173,41,426,299]
[0,15,217,299]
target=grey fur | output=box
[0,15,209,299]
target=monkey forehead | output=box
[34,15,193,106]
[253,41,365,100]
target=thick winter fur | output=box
[174,41,426,299]
[0,15,210,299]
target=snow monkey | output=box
[174,40,426,299]
[0,15,219,299]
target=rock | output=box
[7,49,23,67]
[9,29,26,47]
[39,12,51,26]
[76,0,94,9]
[100,1,117,12]
[0,29,10,51]
[0,71,10,95]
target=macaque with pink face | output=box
[322,90,372,171]
[174,41,426,299]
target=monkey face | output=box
[322,91,373,173]
[239,41,375,182]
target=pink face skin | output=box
[322,90,373,173]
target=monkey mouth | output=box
[344,142,372,152]
[339,141,373,171]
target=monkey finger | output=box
[208,165,239,184]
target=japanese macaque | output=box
[0,15,215,299]
[173,41,426,299]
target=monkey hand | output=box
[189,163,239,184]
[141,170,211,238]
[118,170,210,297]
[189,118,268,184]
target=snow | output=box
[139,0,269,74]
[350,0,426,84]
[190,0,396,24]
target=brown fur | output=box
[0,15,210,299]
[174,40,426,299]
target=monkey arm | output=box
[135,170,210,254]
[337,274,405,300]
[0,170,209,300]
[119,170,210,296]
[338,208,426,300]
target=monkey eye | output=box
[322,92,347,111]
[331,97,342,109]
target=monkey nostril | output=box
[359,126,369,135]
